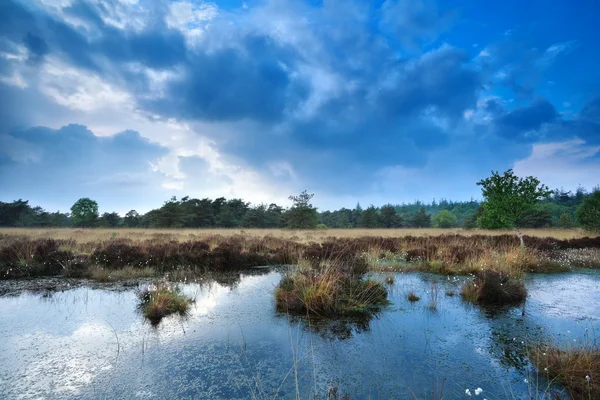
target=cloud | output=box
[494,98,558,141]
[0,124,169,212]
[0,0,599,211]
[513,139,600,190]
[379,0,454,50]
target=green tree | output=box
[360,205,379,228]
[576,189,600,232]
[216,205,237,227]
[70,198,99,227]
[380,204,401,228]
[476,169,553,245]
[123,210,140,227]
[432,210,457,228]
[557,212,575,229]
[411,207,431,228]
[286,190,318,229]
[99,212,121,227]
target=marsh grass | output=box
[88,266,155,282]
[136,282,192,325]
[531,340,599,399]
[407,291,420,302]
[275,260,388,317]
[2,229,599,278]
[461,270,527,306]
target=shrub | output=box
[461,270,527,305]
[316,224,328,230]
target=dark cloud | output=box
[494,98,557,140]
[145,35,309,122]
[376,45,481,119]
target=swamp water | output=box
[0,270,599,399]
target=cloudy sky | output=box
[1,0,599,214]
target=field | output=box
[1,227,599,280]
[0,227,590,243]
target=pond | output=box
[0,270,598,399]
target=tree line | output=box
[1,171,599,231]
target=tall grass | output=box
[531,338,599,399]
[2,229,599,278]
[275,260,389,317]
[136,282,192,325]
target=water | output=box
[0,270,598,399]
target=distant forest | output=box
[0,186,593,229]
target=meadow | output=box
[0,227,590,243]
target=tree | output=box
[380,204,401,228]
[0,200,31,226]
[476,169,553,245]
[432,210,457,228]
[411,207,431,228]
[286,190,318,229]
[576,190,600,232]
[123,210,141,227]
[557,212,575,229]
[70,198,99,227]
[98,212,121,227]
[360,205,379,228]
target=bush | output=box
[576,190,600,233]
[461,270,527,305]
[316,224,328,230]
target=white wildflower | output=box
[465,389,472,396]
[475,387,483,395]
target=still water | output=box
[0,270,598,399]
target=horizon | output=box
[2,0,600,214]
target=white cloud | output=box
[513,139,600,190]
[39,58,133,112]
[539,40,578,65]
[166,0,219,46]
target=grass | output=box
[461,270,527,306]
[1,228,599,279]
[88,266,155,282]
[275,261,389,316]
[0,227,590,243]
[407,291,420,302]
[136,282,192,325]
[531,341,599,399]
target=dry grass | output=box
[461,270,527,305]
[88,266,155,282]
[275,260,389,316]
[136,282,192,325]
[0,227,588,244]
[531,341,599,399]
[1,229,599,278]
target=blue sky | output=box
[1,0,599,214]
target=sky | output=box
[1,0,599,214]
